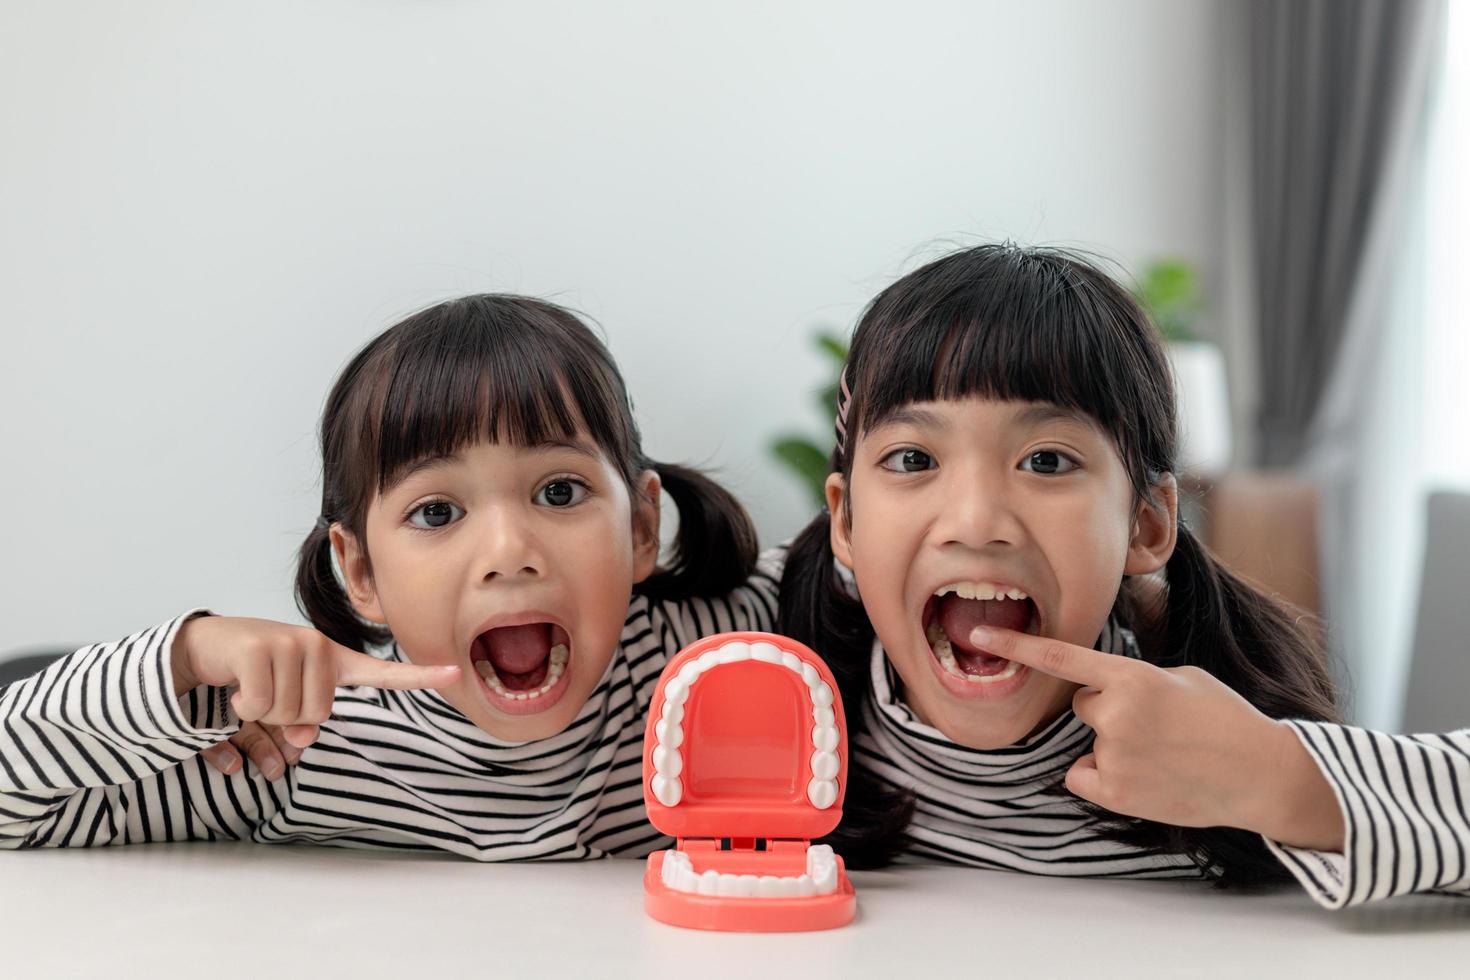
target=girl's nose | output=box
[475,504,546,581]
[933,467,1026,551]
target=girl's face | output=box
[827,396,1175,750]
[331,435,659,742]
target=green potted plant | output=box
[770,330,848,507]
[1134,258,1231,477]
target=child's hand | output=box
[969,625,1346,852]
[174,616,460,754]
[200,721,299,780]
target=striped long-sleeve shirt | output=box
[0,551,781,859]
[1266,722,1470,908]
[858,619,1470,908]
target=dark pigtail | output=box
[293,520,385,653]
[637,462,758,600]
[778,507,915,868]
[1157,525,1335,721]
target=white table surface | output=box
[2,842,1466,979]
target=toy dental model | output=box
[641,631,857,932]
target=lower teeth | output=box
[659,844,840,898]
[926,627,1022,684]
[475,644,569,700]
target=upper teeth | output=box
[474,643,569,701]
[649,640,840,812]
[935,582,1028,601]
[659,844,840,898]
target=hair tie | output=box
[834,366,853,458]
[315,515,331,532]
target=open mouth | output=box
[469,621,573,711]
[921,581,1041,687]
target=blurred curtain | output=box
[1230,0,1445,725]
[1246,0,1442,464]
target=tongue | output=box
[938,595,1031,656]
[482,624,552,675]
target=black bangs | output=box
[361,295,638,493]
[847,245,1177,492]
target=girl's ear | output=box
[1125,473,1179,575]
[825,473,855,568]
[631,470,662,584]
[330,524,388,624]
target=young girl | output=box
[779,243,1470,908]
[0,294,779,859]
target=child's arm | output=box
[966,625,1470,908]
[1261,722,1470,909]
[1,612,460,848]
[1,612,264,847]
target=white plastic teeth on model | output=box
[659,844,840,898]
[474,644,569,700]
[649,641,840,811]
[925,623,1024,684]
[934,581,1029,601]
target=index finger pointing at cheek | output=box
[968,626,1130,689]
[332,647,462,690]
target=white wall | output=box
[0,0,1225,650]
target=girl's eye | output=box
[879,448,936,473]
[408,500,464,529]
[535,479,588,508]
[1020,450,1078,475]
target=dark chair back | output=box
[1402,491,1470,732]
[0,651,70,687]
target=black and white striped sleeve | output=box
[1263,721,1470,908]
[0,610,268,848]
[650,547,784,652]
